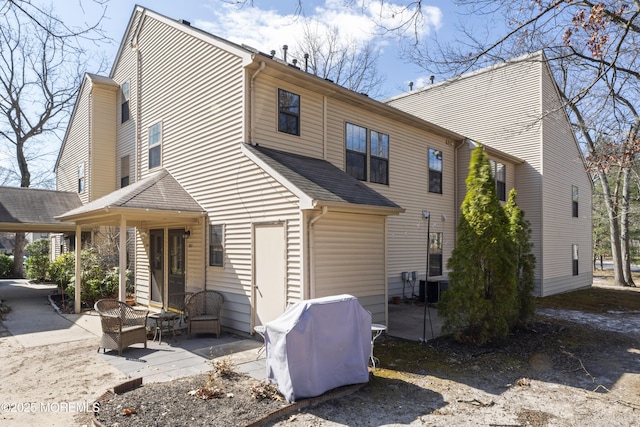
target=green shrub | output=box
[64,248,133,306]
[48,252,75,291]
[24,239,50,281]
[0,254,13,278]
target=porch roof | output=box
[0,187,82,232]
[243,144,404,215]
[56,169,207,226]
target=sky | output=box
[60,0,481,98]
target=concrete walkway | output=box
[0,279,267,385]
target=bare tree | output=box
[288,20,386,98]
[0,0,108,277]
[396,1,640,287]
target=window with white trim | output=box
[490,160,506,201]
[209,224,224,267]
[572,185,579,217]
[572,244,579,276]
[278,89,300,136]
[345,123,390,184]
[346,123,367,181]
[77,163,85,193]
[121,80,130,123]
[120,155,130,188]
[148,122,162,169]
[429,232,443,276]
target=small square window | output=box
[209,224,224,267]
[278,89,300,136]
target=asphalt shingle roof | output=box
[245,144,402,210]
[58,169,204,219]
[0,187,82,230]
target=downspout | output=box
[453,139,466,244]
[308,206,328,299]
[250,61,266,145]
[130,11,145,181]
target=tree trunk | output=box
[598,170,627,286]
[12,232,26,278]
[620,166,636,286]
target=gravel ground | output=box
[96,311,640,427]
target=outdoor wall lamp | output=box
[182,230,191,239]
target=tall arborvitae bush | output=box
[439,145,519,345]
[504,189,536,326]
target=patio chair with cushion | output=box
[185,290,224,337]
[94,299,149,356]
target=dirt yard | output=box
[2,273,640,426]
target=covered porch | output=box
[55,169,207,313]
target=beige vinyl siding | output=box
[388,55,550,293]
[252,75,326,158]
[89,86,117,200]
[540,65,593,295]
[313,213,386,322]
[56,79,91,203]
[205,152,302,333]
[113,41,138,187]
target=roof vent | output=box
[179,19,191,26]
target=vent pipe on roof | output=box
[270,50,276,58]
[430,75,435,84]
[408,81,414,91]
[282,45,288,62]
[304,53,309,72]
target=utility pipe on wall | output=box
[250,61,266,145]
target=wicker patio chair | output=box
[185,290,224,337]
[94,299,149,356]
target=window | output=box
[77,163,85,193]
[148,122,162,169]
[490,160,506,201]
[428,148,442,194]
[346,123,367,181]
[572,244,579,276]
[572,185,579,217]
[209,225,224,267]
[370,130,389,185]
[120,155,130,188]
[121,80,130,123]
[345,123,390,184]
[278,89,300,136]
[429,232,443,276]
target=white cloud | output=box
[194,1,442,57]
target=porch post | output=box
[119,216,127,302]
[74,224,82,314]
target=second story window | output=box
[77,163,85,193]
[278,89,300,136]
[121,80,130,123]
[120,155,130,188]
[428,148,442,194]
[346,123,367,181]
[572,185,579,217]
[370,130,389,185]
[148,122,162,169]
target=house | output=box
[386,52,593,296]
[54,6,591,335]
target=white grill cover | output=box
[265,294,371,402]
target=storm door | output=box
[150,229,164,305]
[167,229,186,310]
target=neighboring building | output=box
[54,6,591,334]
[386,52,593,296]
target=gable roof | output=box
[56,168,206,225]
[0,187,82,232]
[243,144,403,215]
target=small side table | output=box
[370,323,387,369]
[149,311,178,344]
